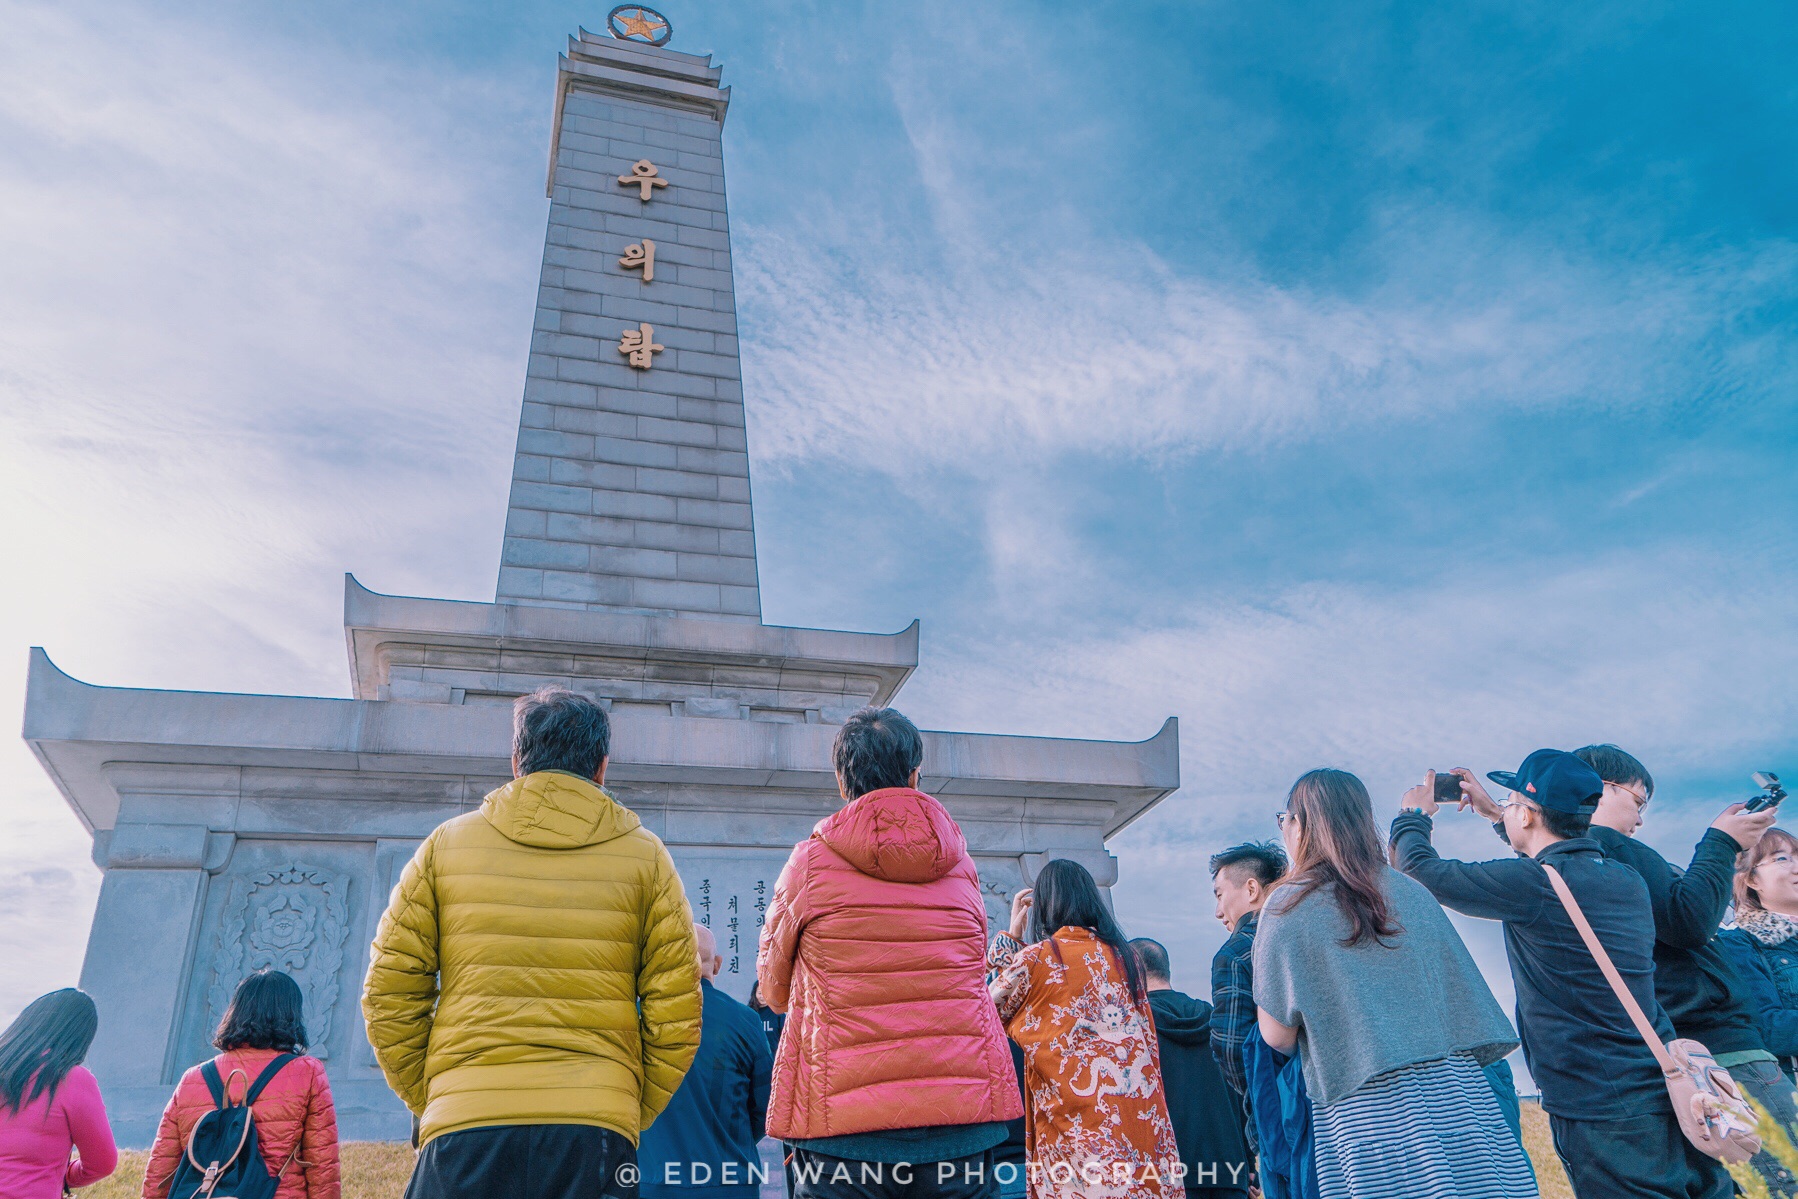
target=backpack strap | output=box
[1540,862,1677,1075]
[243,1053,299,1108]
[200,1060,227,1109]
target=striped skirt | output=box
[1313,1052,1538,1199]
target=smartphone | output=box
[1434,772,1465,804]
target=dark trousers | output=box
[404,1123,639,1199]
[788,1148,998,1199]
[1738,1058,1798,1198]
[1549,1110,1733,1199]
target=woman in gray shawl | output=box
[1254,769,1535,1198]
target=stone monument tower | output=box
[22,24,1179,1144]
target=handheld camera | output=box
[1433,772,1466,805]
[1747,772,1787,813]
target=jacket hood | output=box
[481,771,641,849]
[1147,988,1213,1047]
[815,787,967,883]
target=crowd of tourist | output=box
[1,688,1794,1199]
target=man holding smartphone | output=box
[1393,749,1733,1199]
[1447,745,1794,1197]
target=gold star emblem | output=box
[614,9,667,41]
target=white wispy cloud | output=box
[0,812,101,1022]
[0,0,538,657]
[730,22,1796,477]
[0,0,546,1020]
[736,217,1793,474]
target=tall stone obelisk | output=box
[500,32,758,621]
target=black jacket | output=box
[1147,989,1252,1194]
[1391,813,1673,1120]
[1588,824,1765,1056]
[995,1038,1027,1170]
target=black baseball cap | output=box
[1487,749,1604,815]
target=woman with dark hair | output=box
[1719,827,1798,1079]
[0,988,117,1199]
[143,970,341,1199]
[988,858,1181,1198]
[1255,769,1535,1198]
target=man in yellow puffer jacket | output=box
[363,686,701,1199]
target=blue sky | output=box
[2,0,1796,1058]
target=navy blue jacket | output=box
[1391,813,1673,1120]
[1717,928,1798,1075]
[753,1005,784,1060]
[1243,1026,1315,1199]
[639,979,774,1199]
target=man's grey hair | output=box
[513,687,611,779]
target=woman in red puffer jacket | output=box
[143,971,341,1199]
[757,707,1022,1167]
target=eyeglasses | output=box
[1608,781,1650,809]
[1275,810,1295,828]
[1495,792,1535,814]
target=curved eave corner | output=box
[23,647,103,738]
[1103,716,1181,838]
[21,648,96,826]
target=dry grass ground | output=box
[85,1142,414,1199]
[1520,1099,1574,1199]
[86,1111,1576,1198]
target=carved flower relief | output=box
[246,893,319,970]
[977,873,1017,932]
[207,862,350,1059]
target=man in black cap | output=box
[1390,749,1733,1199]
[1462,744,1795,1196]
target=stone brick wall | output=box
[498,82,759,621]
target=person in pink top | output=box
[0,988,118,1199]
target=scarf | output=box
[1737,907,1798,947]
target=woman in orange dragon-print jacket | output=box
[989,858,1182,1199]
